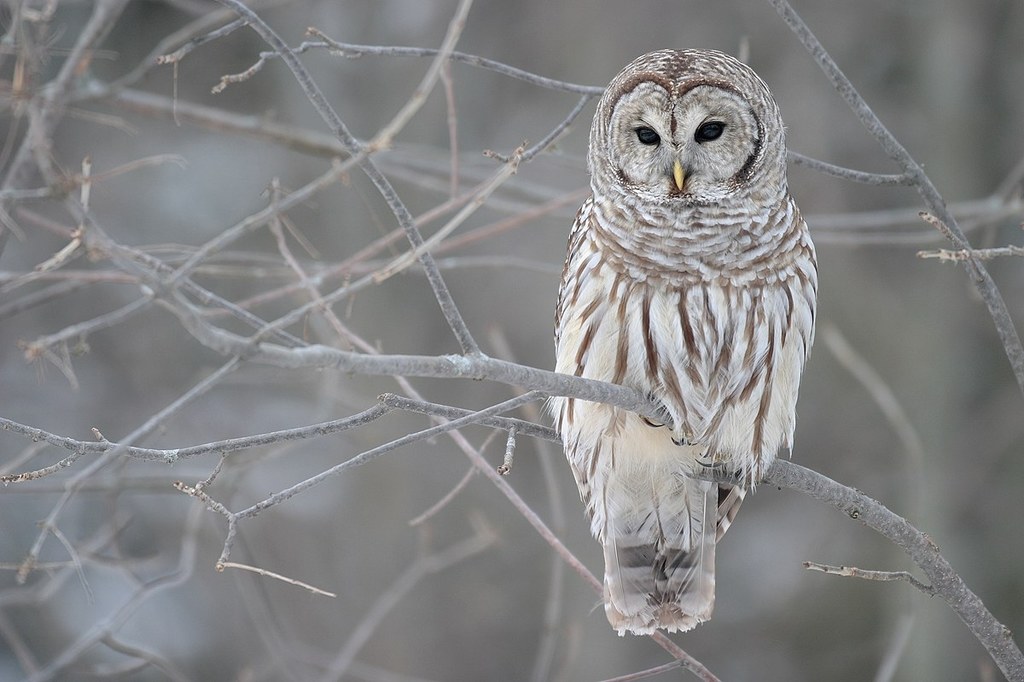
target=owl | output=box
[552,49,817,635]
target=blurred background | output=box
[1,0,1023,680]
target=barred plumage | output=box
[552,49,816,635]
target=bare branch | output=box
[302,32,604,96]
[1,0,131,205]
[769,0,1024,398]
[0,403,392,479]
[765,461,1024,681]
[918,244,1024,262]
[595,660,687,682]
[217,561,337,598]
[407,465,478,527]
[496,427,517,475]
[803,561,935,596]
[20,296,152,361]
[231,392,544,520]
[157,18,247,66]
[371,145,523,283]
[368,0,474,151]
[209,0,481,355]
[317,523,495,682]
[13,358,240,583]
[788,151,911,186]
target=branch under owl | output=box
[382,392,1024,681]
[4,383,1021,679]
[761,461,1024,681]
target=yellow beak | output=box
[672,160,686,191]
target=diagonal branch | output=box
[768,0,1024,398]
[208,0,480,355]
[763,461,1024,681]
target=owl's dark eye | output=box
[635,127,661,145]
[694,121,725,142]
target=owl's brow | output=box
[608,76,754,124]
[672,78,744,99]
[606,74,675,112]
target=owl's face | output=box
[590,50,785,208]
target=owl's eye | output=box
[634,127,661,145]
[694,121,725,142]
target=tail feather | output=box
[603,477,718,635]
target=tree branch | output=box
[209,0,481,355]
[0,0,131,257]
[764,461,1024,681]
[768,0,1024,398]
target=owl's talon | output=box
[641,394,673,429]
[641,415,665,428]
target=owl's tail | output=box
[602,478,746,635]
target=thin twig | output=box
[372,145,523,283]
[486,327,569,682]
[217,561,336,598]
[788,151,911,186]
[378,394,555,441]
[318,523,495,682]
[0,403,392,478]
[302,33,603,96]
[21,505,204,682]
[595,660,687,682]
[918,244,1024,262]
[407,466,478,527]
[496,427,516,475]
[157,17,246,65]
[803,561,935,596]
[20,296,152,361]
[487,96,592,164]
[231,392,545,520]
[367,0,474,151]
[822,325,925,520]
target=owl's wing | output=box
[554,197,594,347]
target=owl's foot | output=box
[639,395,672,429]
[695,457,745,485]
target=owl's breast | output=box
[555,227,815,479]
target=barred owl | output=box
[552,49,817,635]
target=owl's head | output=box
[589,49,787,207]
